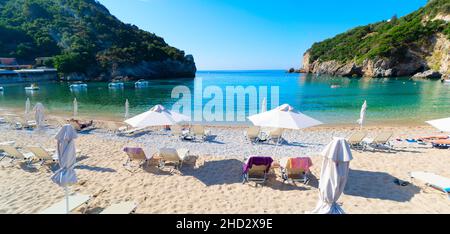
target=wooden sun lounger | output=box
[347,132,367,150]
[39,194,91,214]
[0,145,34,164]
[157,148,190,170]
[100,202,137,214]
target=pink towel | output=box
[289,157,313,173]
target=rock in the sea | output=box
[412,70,442,79]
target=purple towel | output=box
[123,147,144,155]
[243,156,274,174]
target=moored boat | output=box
[108,82,124,89]
[70,82,88,89]
[25,83,39,91]
[0,86,3,92]
[135,79,149,88]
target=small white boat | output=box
[135,79,149,88]
[443,79,450,83]
[70,82,88,89]
[0,86,3,92]
[108,82,124,89]
[25,84,39,91]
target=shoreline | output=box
[0,106,436,129]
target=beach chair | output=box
[39,194,91,214]
[268,128,284,145]
[100,202,137,214]
[25,146,56,166]
[157,148,190,170]
[418,135,449,142]
[242,156,274,186]
[347,132,368,150]
[171,125,192,140]
[368,132,394,151]
[191,125,210,141]
[0,117,6,124]
[280,157,312,184]
[245,126,261,144]
[123,147,150,170]
[0,145,34,165]
[431,139,450,149]
[410,172,450,197]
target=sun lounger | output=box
[267,128,284,145]
[279,157,312,184]
[419,135,449,142]
[367,132,393,151]
[431,139,450,149]
[0,117,6,124]
[0,141,15,146]
[26,146,56,166]
[123,147,150,170]
[117,126,147,136]
[191,125,210,141]
[347,132,367,150]
[0,145,34,164]
[171,125,192,140]
[157,148,190,170]
[100,202,137,214]
[410,172,450,196]
[242,156,274,186]
[69,119,94,132]
[39,194,91,214]
[245,126,261,143]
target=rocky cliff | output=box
[302,0,449,78]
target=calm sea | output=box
[0,70,449,125]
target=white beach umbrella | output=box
[248,104,323,130]
[25,98,30,120]
[51,124,78,214]
[309,138,353,214]
[125,104,191,128]
[426,117,450,132]
[73,98,78,118]
[33,102,45,128]
[124,99,129,119]
[356,100,367,129]
[261,98,267,113]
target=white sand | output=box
[0,121,449,214]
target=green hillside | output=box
[0,0,195,78]
[307,0,450,65]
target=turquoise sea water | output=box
[0,70,449,125]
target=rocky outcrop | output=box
[302,34,449,78]
[108,55,196,80]
[412,70,442,79]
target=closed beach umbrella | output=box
[51,124,78,214]
[309,138,353,214]
[33,102,45,128]
[261,98,267,113]
[73,98,78,118]
[426,117,450,132]
[248,104,323,130]
[25,98,30,120]
[356,100,367,129]
[125,99,129,119]
[125,104,190,128]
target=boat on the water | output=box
[108,81,124,89]
[0,86,3,92]
[135,79,150,88]
[70,82,88,89]
[25,83,39,91]
[443,79,450,84]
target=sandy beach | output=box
[0,114,449,214]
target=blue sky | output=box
[98,0,427,70]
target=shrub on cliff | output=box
[307,0,449,65]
